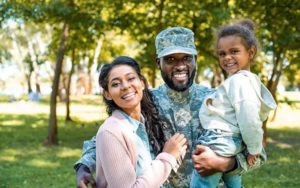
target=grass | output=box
[0,94,299,188]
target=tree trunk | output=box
[26,72,33,94]
[45,23,69,146]
[150,65,156,88]
[263,51,283,146]
[66,49,75,121]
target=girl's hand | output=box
[163,133,188,160]
[247,153,260,166]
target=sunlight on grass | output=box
[276,142,293,149]
[1,148,22,155]
[0,155,16,162]
[26,159,59,168]
[0,148,21,162]
[57,148,81,158]
[1,119,24,126]
[278,156,292,162]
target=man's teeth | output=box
[174,73,187,78]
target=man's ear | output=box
[156,58,161,69]
[103,91,112,100]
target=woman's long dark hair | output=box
[98,56,165,155]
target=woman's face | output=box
[104,64,145,115]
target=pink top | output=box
[96,110,177,188]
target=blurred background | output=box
[0,0,299,187]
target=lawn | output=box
[0,94,299,188]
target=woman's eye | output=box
[128,77,136,81]
[111,82,120,87]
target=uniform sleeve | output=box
[74,136,96,172]
[97,131,176,188]
[227,148,267,175]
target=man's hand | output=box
[192,145,236,177]
[76,164,96,188]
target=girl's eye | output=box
[218,52,226,57]
[232,49,239,54]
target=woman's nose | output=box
[121,81,130,90]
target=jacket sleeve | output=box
[227,74,263,155]
[97,131,177,188]
[74,136,96,172]
[225,73,266,175]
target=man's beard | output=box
[161,69,196,92]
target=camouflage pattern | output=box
[151,83,213,188]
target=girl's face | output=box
[104,64,145,115]
[217,35,255,75]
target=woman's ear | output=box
[103,91,112,100]
[141,79,146,91]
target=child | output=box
[190,19,277,188]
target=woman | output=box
[96,56,187,188]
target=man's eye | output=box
[184,56,192,61]
[165,57,175,63]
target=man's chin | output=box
[169,83,189,92]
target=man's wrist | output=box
[216,156,236,173]
[74,163,90,173]
[224,157,237,173]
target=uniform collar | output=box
[163,83,195,104]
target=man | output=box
[75,27,265,188]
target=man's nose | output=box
[174,60,186,69]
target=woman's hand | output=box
[163,133,188,160]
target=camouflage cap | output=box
[155,27,197,58]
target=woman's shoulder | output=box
[97,110,132,137]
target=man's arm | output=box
[74,136,97,188]
[192,145,267,176]
[192,145,236,176]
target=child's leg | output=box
[190,169,222,188]
[222,174,242,188]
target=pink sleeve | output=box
[96,131,176,188]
